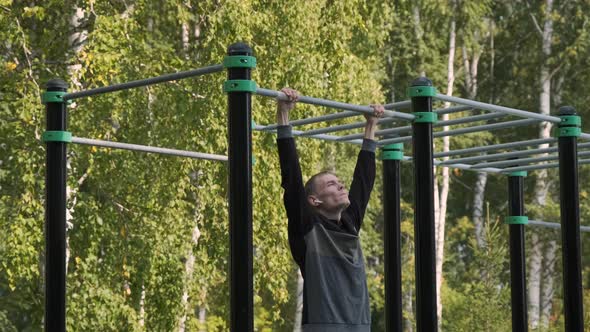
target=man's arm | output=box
[276,88,307,268]
[347,105,384,230]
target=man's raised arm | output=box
[348,105,384,230]
[276,88,307,266]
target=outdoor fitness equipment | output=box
[43,42,586,332]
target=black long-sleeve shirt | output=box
[277,128,376,331]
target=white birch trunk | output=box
[462,44,487,249]
[528,232,542,329]
[139,284,146,327]
[539,75,564,328]
[182,23,190,58]
[530,1,554,328]
[198,306,207,331]
[178,174,202,331]
[435,12,455,327]
[293,269,304,332]
[65,5,88,272]
[472,172,487,248]
[540,237,557,328]
[412,4,426,77]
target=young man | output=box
[276,88,384,332]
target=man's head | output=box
[305,171,350,213]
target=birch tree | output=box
[528,1,554,327]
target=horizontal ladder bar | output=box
[501,158,590,173]
[377,119,541,145]
[71,137,227,162]
[472,150,590,169]
[63,64,224,100]
[434,138,556,158]
[255,88,415,121]
[434,94,561,123]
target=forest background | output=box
[2,0,590,331]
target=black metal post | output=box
[557,106,584,331]
[409,77,437,331]
[382,144,403,332]
[507,173,528,332]
[227,43,254,332]
[44,79,68,332]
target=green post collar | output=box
[223,80,257,93]
[557,114,582,137]
[42,131,72,143]
[407,86,437,98]
[381,143,404,160]
[413,112,438,123]
[505,216,528,225]
[41,91,67,104]
[508,171,527,177]
[223,55,257,69]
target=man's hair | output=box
[304,171,336,198]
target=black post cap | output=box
[411,77,433,87]
[558,106,576,116]
[228,42,253,55]
[46,79,68,91]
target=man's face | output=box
[313,173,350,212]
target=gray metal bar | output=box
[434,138,556,158]
[528,220,590,232]
[439,142,590,165]
[580,133,590,140]
[63,64,224,100]
[299,117,397,136]
[473,150,590,169]
[256,88,415,121]
[71,137,228,162]
[378,118,540,145]
[439,146,557,165]
[501,159,590,173]
[383,100,412,110]
[299,106,477,137]
[258,111,360,131]
[434,94,561,123]
[338,112,507,141]
[435,161,502,173]
[433,105,473,115]
[252,125,363,145]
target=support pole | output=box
[43,79,69,332]
[506,171,528,332]
[409,78,438,331]
[226,43,254,332]
[382,144,403,332]
[557,106,584,331]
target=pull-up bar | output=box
[433,138,556,158]
[377,118,541,145]
[71,137,228,162]
[502,158,590,173]
[439,142,590,166]
[434,94,561,123]
[336,112,506,141]
[256,88,415,120]
[529,220,590,232]
[472,150,590,169]
[63,64,224,100]
[253,124,364,145]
